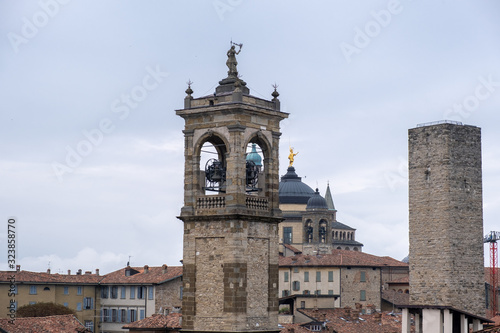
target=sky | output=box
[1,1,499,275]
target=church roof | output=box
[324,183,336,211]
[279,167,315,204]
[306,189,328,210]
[331,221,355,231]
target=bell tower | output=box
[176,44,288,333]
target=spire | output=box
[325,181,336,211]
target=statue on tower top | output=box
[226,42,243,77]
[288,147,299,167]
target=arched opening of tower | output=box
[199,140,226,195]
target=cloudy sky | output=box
[1,1,499,274]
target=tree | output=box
[17,302,76,317]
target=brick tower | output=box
[408,122,485,317]
[176,45,288,333]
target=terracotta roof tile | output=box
[122,313,181,330]
[99,266,182,285]
[0,314,90,333]
[279,250,408,268]
[0,271,101,284]
[283,244,302,254]
[298,308,414,333]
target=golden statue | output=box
[288,147,298,167]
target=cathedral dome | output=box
[279,167,315,204]
[306,189,328,210]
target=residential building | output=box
[98,265,182,333]
[278,250,408,313]
[0,268,101,333]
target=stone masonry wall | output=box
[340,267,381,310]
[155,276,182,314]
[408,123,485,316]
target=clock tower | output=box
[176,45,288,333]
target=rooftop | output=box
[0,314,90,333]
[279,250,408,268]
[122,313,181,331]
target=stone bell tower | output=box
[176,44,288,333]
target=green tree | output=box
[17,302,76,317]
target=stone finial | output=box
[272,83,279,100]
[184,80,193,109]
[185,80,193,97]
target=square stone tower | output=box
[176,45,288,333]
[408,122,485,317]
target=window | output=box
[328,290,334,295]
[63,302,68,307]
[140,309,145,320]
[130,309,136,322]
[29,301,36,305]
[316,271,321,282]
[303,290,310,295]
[101,286,109,299]
[293,267,299,273]
[121,286,126,299]
[284,271,289,282]
[102,309,109,322]
[121,309,127,322]
[77,286,82,295]
[76,302,82,311]
[83,297,93,310]
[328,271,333,282]
[130,286,135,299]
[360,290,366,301]
[282,290,290,297]
[283,227,292,244]
[84,320,94,333]
[304,271,309,282]
[138,286,146,299]
[315,290,321,295]
[111,286,118,299]
[112,309,118,322]
[64,286,69,295]
[148,286,154,300]
[360,271,366,282]
[292,281,300,291]
[300,301,305,309]
[43,287,50,291]
[29,285,37,294]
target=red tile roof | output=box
[283,244,302,254]
[0,314,90,333]
[99,266,182,285]
[279,250,408,268]
[0,271,101,284]
[298,308,414,333]
[122,313,181,330]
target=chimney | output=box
[47,269,51,274]
[68,269,71,275]
[162,264,168,273]
[16,265,21,272]
[343,307,352,321]
[96,269,100,276]
[373,312,382,324]
[77,269,82,275]
[144,265,149,273]
[85,271,91,275]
